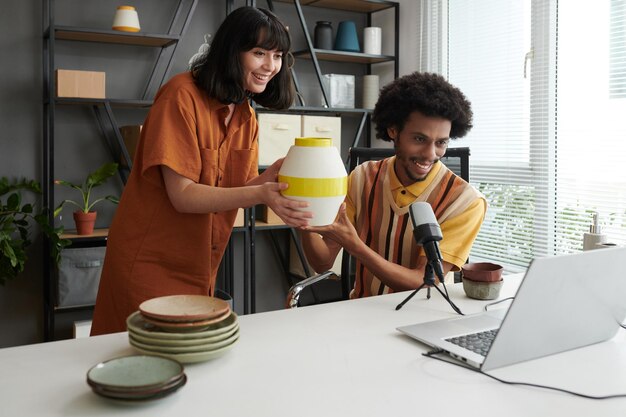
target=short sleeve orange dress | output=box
[90,72,258,335]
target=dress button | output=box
[211,245,218,250]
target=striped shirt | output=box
[347,157,485,298]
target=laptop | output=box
[397,246,626,371]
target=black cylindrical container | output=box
[314,21,333,50]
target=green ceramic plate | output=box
[128,323,239,347]
[126,310,238,340]
[87,355,184,391]
[91,374,187,401]
[129,336,239,364]
[128,329,239,353]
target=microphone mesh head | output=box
[409,202,438,227]
[410,202,443,243]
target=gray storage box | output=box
[57,247,105,307]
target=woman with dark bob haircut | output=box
[91,7,311,335]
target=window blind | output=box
[447,0,536,271]
[556,1,626,254]
[439,0,626,271]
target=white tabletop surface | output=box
[2,274,626,416]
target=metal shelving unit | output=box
[249,0,400,307]
[41,0,198,341]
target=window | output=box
[422,0,626,271]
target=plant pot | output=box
[462,277,503,300]
[73,211,97,235]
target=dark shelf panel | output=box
[293,49,395,64]
[52,26,179,47]
[255,221,290,230]
[273,0,396,13]
[54,97,153,108]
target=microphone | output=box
[396,202,463,315]
[409,202,445,281]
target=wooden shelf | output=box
[60,228,109,240]
[273,0,396,13]
[293,49,395,64]
[53,26,179,47]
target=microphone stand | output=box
[395,261,464,315]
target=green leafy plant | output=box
[54,162,120,216]
[0,177,70,286]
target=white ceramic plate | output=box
[86,355,184,391]
[129,329,239,353]
[128,323,239,347]
[126,310,238,340]
[130,336,239,364]
[139,295,230,322]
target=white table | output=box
[2,274,626,416]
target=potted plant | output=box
[54,162,120,235]
[0,177,69,285]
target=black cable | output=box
[422,349,626,400]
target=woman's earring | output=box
[188,33,212,69]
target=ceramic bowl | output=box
[461,262,503,282]
[462,277,503,300]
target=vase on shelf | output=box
[314,21,333,50]
[363,26,382,55]
[334,21,360,52]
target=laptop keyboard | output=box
[445,329,498,357]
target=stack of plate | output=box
[126,294,239,364]
[87,355,186,401]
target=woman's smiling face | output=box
[240,46,283,94]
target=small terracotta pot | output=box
[73,211,97,235]
[461,262,503,282]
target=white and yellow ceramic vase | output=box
[278,137,347,226]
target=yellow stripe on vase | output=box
[294,137,332,147]
[112,26,141,32]
[278,175,347,197]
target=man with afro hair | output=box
[300,72,486,298]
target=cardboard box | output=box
[55,69,106,99]
[234,208,245,227]
[119,125,142,168]
[301,115,341,154]
[257,113,301,166]
[256,204,283,225]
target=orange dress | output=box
[91,72,258,335]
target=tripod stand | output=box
[395,262,464,315]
